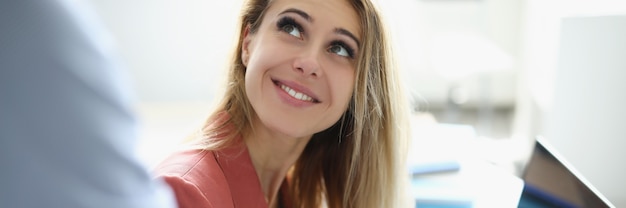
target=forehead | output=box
[265,0,361,40]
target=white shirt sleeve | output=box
[0,0,176,207]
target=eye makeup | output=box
[329,40,355,58]
[276,16,304,36]
[274,10,359,59]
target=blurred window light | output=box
[430,33,513,81]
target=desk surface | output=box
[409,121,525,207]
[412,158,524,208]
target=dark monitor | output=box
[519,137,614,208]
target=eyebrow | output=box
[279,8,313,23]
[335,28,361,48]
[279,8,361,48]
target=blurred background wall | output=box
[86,0,625,206]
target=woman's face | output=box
[242,0,360,138]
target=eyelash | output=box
[276,16,355,59]
[276,17,303,38]
[330,40,355,58]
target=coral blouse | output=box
[154,138,290,208]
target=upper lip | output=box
[272,78,321,103]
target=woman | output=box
[154,0,410,207]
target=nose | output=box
[292,49,321,77]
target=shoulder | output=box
[154,149,234,208]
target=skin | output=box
[240,0,361,206]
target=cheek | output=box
[330,70,356,109]
[245,40,288,76]
[244,47,276,86]
[244,45,271,102]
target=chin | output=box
[259,111,338,139]
[266,120,316,139]
[278,126,313,139]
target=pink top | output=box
[154,138,291,208]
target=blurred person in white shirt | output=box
[0,0,176,207]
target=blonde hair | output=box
[197,0,411,207]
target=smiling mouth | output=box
[273,80,320,103]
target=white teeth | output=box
[280,84,314,102]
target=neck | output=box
[243,118,312,207]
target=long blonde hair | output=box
[197,0,410,207]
